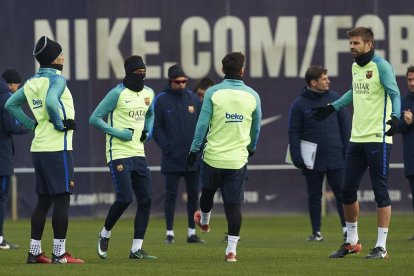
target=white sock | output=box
[201,211,211,225]
[0,236,3,244]
[30,239,42,256]
[226,235,239,255]
[131,239,143,253]
[166,230,174,236]
[346,222,358,245]
[53,239,66,256]
[342,227,347,235]
[101,227,111,238]
[188,228,195,237]
[375,227,388,249]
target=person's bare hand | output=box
[404,109,413,125]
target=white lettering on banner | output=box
[181,17,211,78]
[250,16,298,78]
[213,191,259,204]
[357,190,401,202]
[34,15,414,80]
[70,193,116,206]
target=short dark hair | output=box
[407,65,414,76]
[222,52,245,75]
[193,77,215,92]
[305,66,327,86]
[347,27,374,45]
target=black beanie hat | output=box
[124,55,146,74]
[2,68,21,84]
[168,64,186,79]
[33,36,62,65]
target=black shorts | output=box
[32,151,75,195]
[200,161,247,203]
[108,157,152,203]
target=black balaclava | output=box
[123,55,146,92]
[33,36,63,71]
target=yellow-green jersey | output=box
[332,52,401,144]
[190,78,261,169]
[5,68,75,152]
[89,83,155,162]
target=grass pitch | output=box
[1,214,413,275]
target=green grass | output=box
[1,214,414,275]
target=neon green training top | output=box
[332,52,401,144]
[190,78,261,169]
[5,68,75,152]
[89,83,155,163]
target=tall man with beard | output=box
[312,27,401,259]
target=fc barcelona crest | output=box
[366,71,373,79]
[188,105,195,113]
[144,97,150,106]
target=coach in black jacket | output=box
[153,64,203,244]
[0,69,29,249]
[288,66,351,242]
[398,66,414,240]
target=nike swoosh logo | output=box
[261,115,282,126]
[125,100,132,103]
[264,194,278,201]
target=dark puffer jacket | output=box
[153,86,201,173]
[398,92,414,177]
[0,78,29,176]
[288,86,351,172]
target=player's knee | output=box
[375,195,391,208]
[342,191,357,205]
[117,193,133,205]
[137,196,152,210]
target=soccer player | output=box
[5,36,83,264]
[90,55,157,260]
[188,52,262,262]
[312,27,401,259]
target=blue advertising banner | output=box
[1,0,413,217]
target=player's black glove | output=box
[293,157,306,169]
[385,116,399,136]
[311,105,335,121]
[62,119,76,131]
[140,130,148,142]
[187,151,198,166]
[248,150,254,157]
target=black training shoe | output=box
[329,241,362,258]
[165,235,175,244]
[97,234,109,259]
[26,252,51,264]
[129,249,157,260]
[187,234,205,243]
[365,247,388,259]
[307,232,323,242]
[0,239,19,249]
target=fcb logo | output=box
[144,97,150,106]
[366,71,373,79]
[116,164,124,171]
[188,106,195,113]
[69,181,75,189]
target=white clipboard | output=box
[285,140,318,169]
